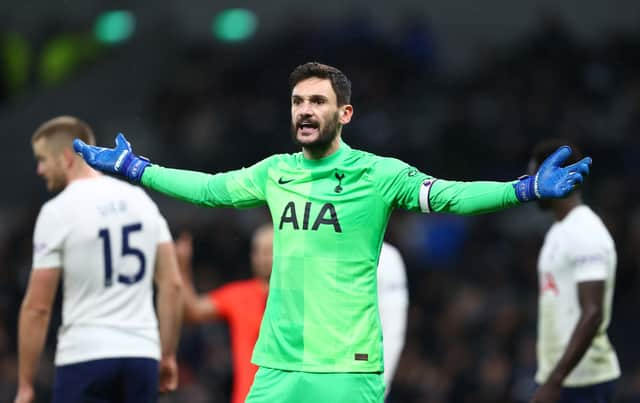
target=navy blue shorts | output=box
[558,379,617,403]
[52,357,159,403]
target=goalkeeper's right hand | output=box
[73,133,150,183]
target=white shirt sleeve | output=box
[156,214,172,244]
[572,255,609,283]
[377,242,409,391]
[141,189,172,244]
[32,202,68,270]
[566,227,608,283]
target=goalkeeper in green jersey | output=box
[74,62,591,403]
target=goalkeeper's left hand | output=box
[73,133,150,183]
[514,146,592,202]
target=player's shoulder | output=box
[102,175,157,202]
[381,241,401,258]
[247,152,297,171]
[564,205,606,232]
[59,175,129,195]
[99,175,139,191]
[378,242,408,285]
[562,205,613,244]
[66,176,159,211]
[379,242,406,269]
[344,145,387,162]
[37,195,62,222]
[346,146,414,172]
[39,178,86,214]
[265,151,297,163]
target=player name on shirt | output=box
[96,200,128,216]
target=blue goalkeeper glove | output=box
[73,133,150,183]
[514,146,592,202]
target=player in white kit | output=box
[14,116,183,403]
[377,242,409,398]
[529,140,619,403]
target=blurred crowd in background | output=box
[1,5,640,403]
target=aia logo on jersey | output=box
[278,201,342,232]
[540,272,559,295]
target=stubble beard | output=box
[290,111,341,153]
[45,170,68,193]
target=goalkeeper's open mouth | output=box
[297,120,320,136]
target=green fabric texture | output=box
[246,367,385,403]
[430,179,520,214]
[141,141,521,372]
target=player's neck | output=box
[67,164,102,184]
[552,196,582,221]
[302,135,342,160]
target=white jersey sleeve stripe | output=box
[419,179,437,213]
[573,261,608,282]
[33,203,67,270]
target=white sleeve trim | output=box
[32,203,66,270]
[419,179,437,213]
[157,215,173,243]
[574,262,608,282]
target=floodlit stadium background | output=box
[1,1,640,402]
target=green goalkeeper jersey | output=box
[142,141,520,372]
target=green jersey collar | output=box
[300,140,351,168]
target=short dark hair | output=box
[531,138,584,167]
[289,62,352,106]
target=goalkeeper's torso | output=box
[247,141,429,372]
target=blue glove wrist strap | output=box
[118,152,150,183]
[514,175,539,202]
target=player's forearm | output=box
[157,280,183,357]
[141,166,228,207]
[546,309,602,384]
[181,281,212,323]
[17,305,51,386]
[176,255,215,323]
[428,179,521,215]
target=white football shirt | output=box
[535,205,620,386]
[377,242,409,392]
[32,175,172,365]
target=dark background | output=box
[1,1,639,402]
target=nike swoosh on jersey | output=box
[278,177,294,184]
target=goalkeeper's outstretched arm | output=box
[426,146,591,215]
[74,134,591,215]
[74,133,267,208]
